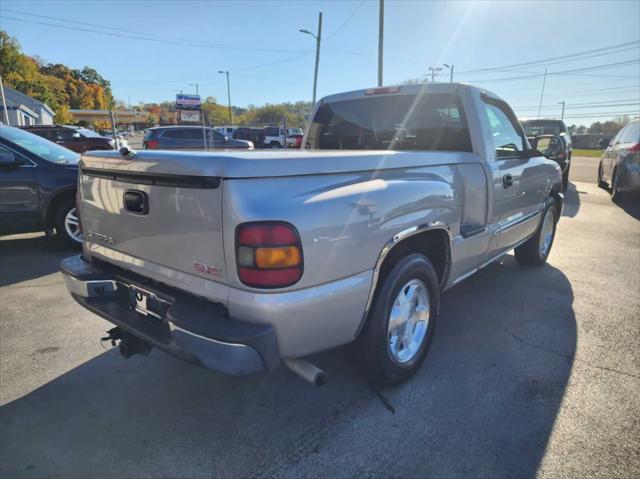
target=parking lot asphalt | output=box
[1,156,638,478]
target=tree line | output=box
[1,31,115,123]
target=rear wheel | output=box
[597,162,607,189]
[611,168,624,201]
[350,254,440,386]
[54,198,82,248]
[562,163,570,191]
[269,141,281,149]
[515,198,557,266]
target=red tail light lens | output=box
[629,143,640,153]
[146,140,159,149]
[236,222,303,288]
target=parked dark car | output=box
[21,125,116,153]
[143,126,253,150]
[0,125,81,246]
[521,119,572,190]
[598,119,640,199]
[233,127,264,146]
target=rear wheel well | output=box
[378,229,450,291]
[45,190,76,228]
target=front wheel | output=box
[55,198,83,248]
[350,254,440,386]
[515,198,557,266]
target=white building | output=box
[0,86,55,126]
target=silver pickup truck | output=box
[61,83,564,386]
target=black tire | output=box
[611,168,624,202]
[515,198,557,267]
[350,254,440,386]
[597,162,607,189]
[562,164,570,191]
[54,197,82,248]
[269,141,281,149]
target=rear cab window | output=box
[307,92,472,152]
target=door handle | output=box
[503,174,513,188]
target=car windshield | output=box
[76,128,102,138]
[0,126,80,164]
[307,93,472,152]
[522,121,563,137]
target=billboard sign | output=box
[180,110,201,122]
[176,94,201,110]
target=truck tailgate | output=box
[79,167,227,286]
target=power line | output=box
[458,40,640,74]
[514,100,640,109]
[0,9,310,54]
[464,59,640,83]
[324,0,366,41]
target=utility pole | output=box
[443,64,454,83]
[0,75,9,124]
[190,83,207,150]
[558,101,565,120]
[428,66,443,82]
[378,0,384,86]
[537,68,548,119]
[299,12,322,105]
[219,70,232,125]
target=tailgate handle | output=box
[123,190,149,215]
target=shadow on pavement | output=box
[0,234,76,287]
[0,257,576,478]
[562,182,581,218]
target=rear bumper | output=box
[61,255,279,375]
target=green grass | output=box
[573,149,603,158]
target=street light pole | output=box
[443,64,454,83]
[299,12,322,105]
[219,70,232,125]
[378,0,384,86]
[0,75,9,124]
[558,101,566,121]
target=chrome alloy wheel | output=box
[539,208,554,256]
[387,279,430,363]
[64,207,83,243]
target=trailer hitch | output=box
[101,327,152,359]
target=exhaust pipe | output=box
[284,358,326,387]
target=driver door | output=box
[483,99,544,254]
[0,143,40,234]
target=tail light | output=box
[629,143,640,153]
[236,222,303,288]
[146,139,159,149]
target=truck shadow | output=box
[0,234,75,287]
[0,257,576,478]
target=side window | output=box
[483,102,525,158]
[57,128,77,140]
[0,144,28,166]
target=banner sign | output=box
[180,110,201,122]
[176,94,201,110]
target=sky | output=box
[1,0,639,126]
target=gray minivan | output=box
[143,126,253,150]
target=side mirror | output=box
[598,138,610,149]
[0,149,19,167]
[532,134,562,159]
